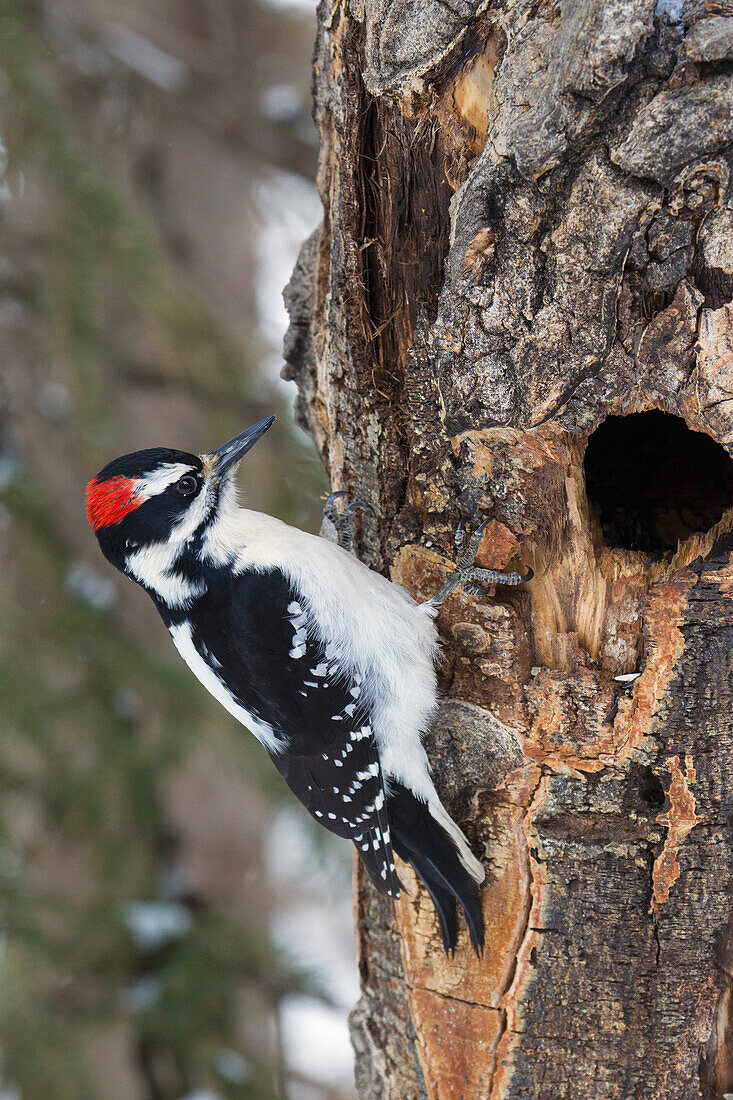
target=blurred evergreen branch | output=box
[0,3,262,449]
[0,5,334,1098]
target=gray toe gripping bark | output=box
[424,519,533,611]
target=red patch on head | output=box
[86,476,142,530]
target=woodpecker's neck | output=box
[123,534,202,611]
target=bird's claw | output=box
[457,518,490,569]
[322,491,374,552]
[466,565,532,588]
[424,520,532,612]
[325,489,348,506]
[324,491,374,519]
[454,521,467,559]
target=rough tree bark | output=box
[284,1,733,1096]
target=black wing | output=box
[190,567,400,895]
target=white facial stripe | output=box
[169,621,285,753]
[136,463,194,500]
[169,481,214,545]
[126,543,206,608]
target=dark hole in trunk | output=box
[637,766,666,809]
[584,412,733,558]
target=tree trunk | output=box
[284,2,733,1097]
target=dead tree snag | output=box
[284,1,733,1096]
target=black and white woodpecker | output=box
[86,417,530,954]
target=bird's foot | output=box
[322,491,374,553]
[424,519,533,612]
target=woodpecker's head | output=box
[86,416,274,598]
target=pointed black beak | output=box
[210,415,275,476]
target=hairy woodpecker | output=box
[86,417,530,954]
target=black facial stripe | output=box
[200,478,221,529]
[146,484,226,614]
[176,478,222,550]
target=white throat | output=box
[125,541,206,608]
[123,468,229,607]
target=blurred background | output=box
[0,2,361,1097]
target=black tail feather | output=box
[387,783,485,956]
[415,872,458,954]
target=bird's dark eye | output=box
[176,474,199,498]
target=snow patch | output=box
[123,901,192,949]
[66,561,117,611]
[253,169,321,389]
[101,23,189,90]
[656,0,684,23]
[214,1050,251,1085]
[280,995,356,1086]
[118,975,162,1013]
[266,808,359,1087]
[258,0,317,12]
[261,84,303,122]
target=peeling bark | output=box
[285,0,733,1095]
